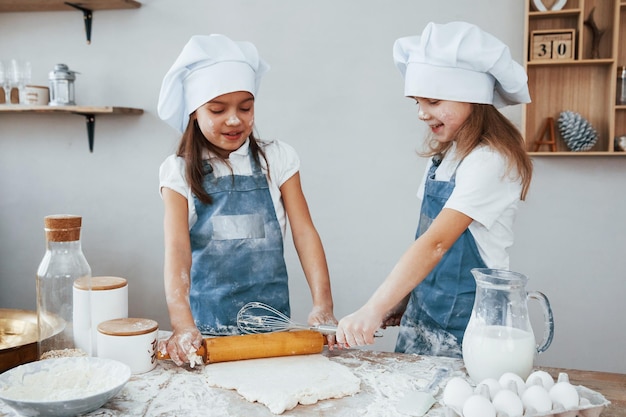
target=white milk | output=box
[462,325,536,383]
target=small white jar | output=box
[97,318,159,374]
[23,85,49,105]
[73,276,128,355]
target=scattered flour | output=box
[330,351,462,417]
[40,348,87,360]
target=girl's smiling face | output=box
[414,98,472,143]
[195,91,255,157]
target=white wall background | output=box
[1,0,624,373]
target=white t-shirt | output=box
[417,143,522,269]
[159,139,300,238]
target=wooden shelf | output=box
[0,0,141,12]
[0,105,143,152]
[0,104,142,115]
[530,151,626,156]
[529,9,583,18]
[0,0,141,43]
[527,58,614,66]
[523,0,626,155]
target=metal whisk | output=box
[236,302,338,335]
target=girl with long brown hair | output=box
[336,21,532,357]
[157,34,336,366]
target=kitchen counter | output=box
[0,348,624,416]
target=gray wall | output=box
[1,0,624,373]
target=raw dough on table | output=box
[204,354,361,414]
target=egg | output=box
[549,380,579,409]
[442,376,473,410]
[475,378,501,400]
[492,389,524,417]
[526,370,555,390]
[462,394,496,417]
[498,372,526,396]
[521,384,553,413]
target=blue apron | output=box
[189,150,290,335]
[395,157,487,357]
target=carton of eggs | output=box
[442,371,609,417]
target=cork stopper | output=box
[44,214,82,242]
[97,318,158,336]
[74,276,127,291]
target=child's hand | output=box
[307,306,338,348]
[159,326,203,366]
[335,306,383,348]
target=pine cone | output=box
[558,111,598,152]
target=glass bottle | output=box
[36,214,92,359]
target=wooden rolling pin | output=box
[157,330,324,364]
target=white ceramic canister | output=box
[73,276,128,355]
[23,85,50,105]
[97,318,159,374]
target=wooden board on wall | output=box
[0,0,141,12]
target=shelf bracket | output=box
[64,2,93,44]
[75,112,96,152]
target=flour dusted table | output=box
[0,349,624,416]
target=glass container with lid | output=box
[36,214,92,359]
[48,63,77,106]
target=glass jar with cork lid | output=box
[36,214,92,359]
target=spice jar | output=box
[36,215,92,359]
[617,66,626,105]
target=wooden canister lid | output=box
[74,276,127,291]
[97,318,158,336]
[44,214,82,242]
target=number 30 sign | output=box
[531,29,575,61]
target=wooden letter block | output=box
[531,29,575,61]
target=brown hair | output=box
[176,113,269,205]
[419,104,532,200]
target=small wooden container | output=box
[97,318,158,374]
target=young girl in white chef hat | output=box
[336,21,533,357]
[157,34,336,366]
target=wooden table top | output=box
[0,348,623,416]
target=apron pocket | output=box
[212,214,265,240]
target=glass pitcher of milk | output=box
[462,268,554,383]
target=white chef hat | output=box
[158,34,269,132]
[393,21,530,107]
